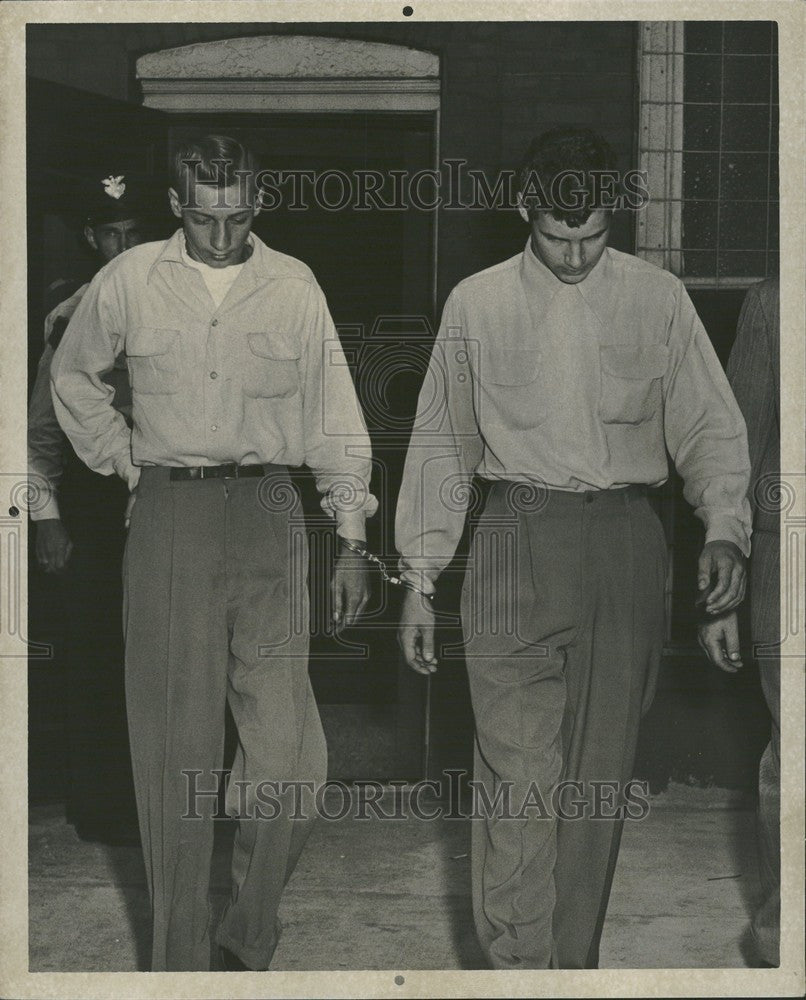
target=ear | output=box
[84,225,98,251]
[516,193,531,225]
[252,184,263,217]
[168,187,183,219]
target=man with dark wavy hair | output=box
[397,125,751,968]
[52,134,376,971]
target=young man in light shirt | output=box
[52,135,376,971]
[396,126,751,968]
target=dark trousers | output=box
[59,458,138,841]
[749,527,780,966]
[462,482,666,968]
[123,466,327,971]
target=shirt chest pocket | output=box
[599,344,669,425]
[126,327,180,395]
[473,347,545,428]
[243,333,300,399]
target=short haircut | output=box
[171,134,259,207]
[517,126,618,228]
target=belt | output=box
[169,463,266,481]
[478,478,649,512]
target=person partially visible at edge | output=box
[698,276,780,967]
[28,171,154,846]
[51,134,377,972]
[395,126,752,969]
[29,172,151,572]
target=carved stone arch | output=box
[136,35,441,113]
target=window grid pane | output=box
[637,21,779,287]
[681,21,778,285]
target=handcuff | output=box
[338,537,434,602]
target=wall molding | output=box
[136,35,441,113]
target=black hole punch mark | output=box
[8,506,20,517]
[402,6,413,16]
[394,974,405,985]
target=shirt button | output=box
[455,350,468,363]
[211,319,219,327]
[211,424,218,432]
[210,371,218,379]
[457,373,467,383]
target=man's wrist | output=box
[29,490,61,522]
[337,535,366,549]
[398,567,437,598]
[335,511,367,543]
[703,538,746,560]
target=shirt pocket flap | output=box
[247,332,301,361]
[477,347,541,386]
[127,327,179,357]
[600,344,669,380]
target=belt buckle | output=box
[223,463,238,480]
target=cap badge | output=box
[101,175,126,200]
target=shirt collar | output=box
[519,237,613,323]
[148,228,260,281]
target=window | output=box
[637,21,778,288]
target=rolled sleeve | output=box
[663,284,752,556]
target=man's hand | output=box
[697,611,744,673]
[398,587,437,676]
[696,540,746,616]
[124,490,137,530]
[331,538,371,629]
[35,518,73,574]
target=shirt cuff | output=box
[113,455,141,493]
[704,515,751,558]
[30,494,61,522]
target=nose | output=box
[211,221,230,252]
[565,243,585,270]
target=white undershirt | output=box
[179,234,250,308]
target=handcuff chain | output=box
[339,538,434,601]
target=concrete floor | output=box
[28,783,763,972]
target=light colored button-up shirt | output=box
[51,229,377,539]
[396,241,752,591]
